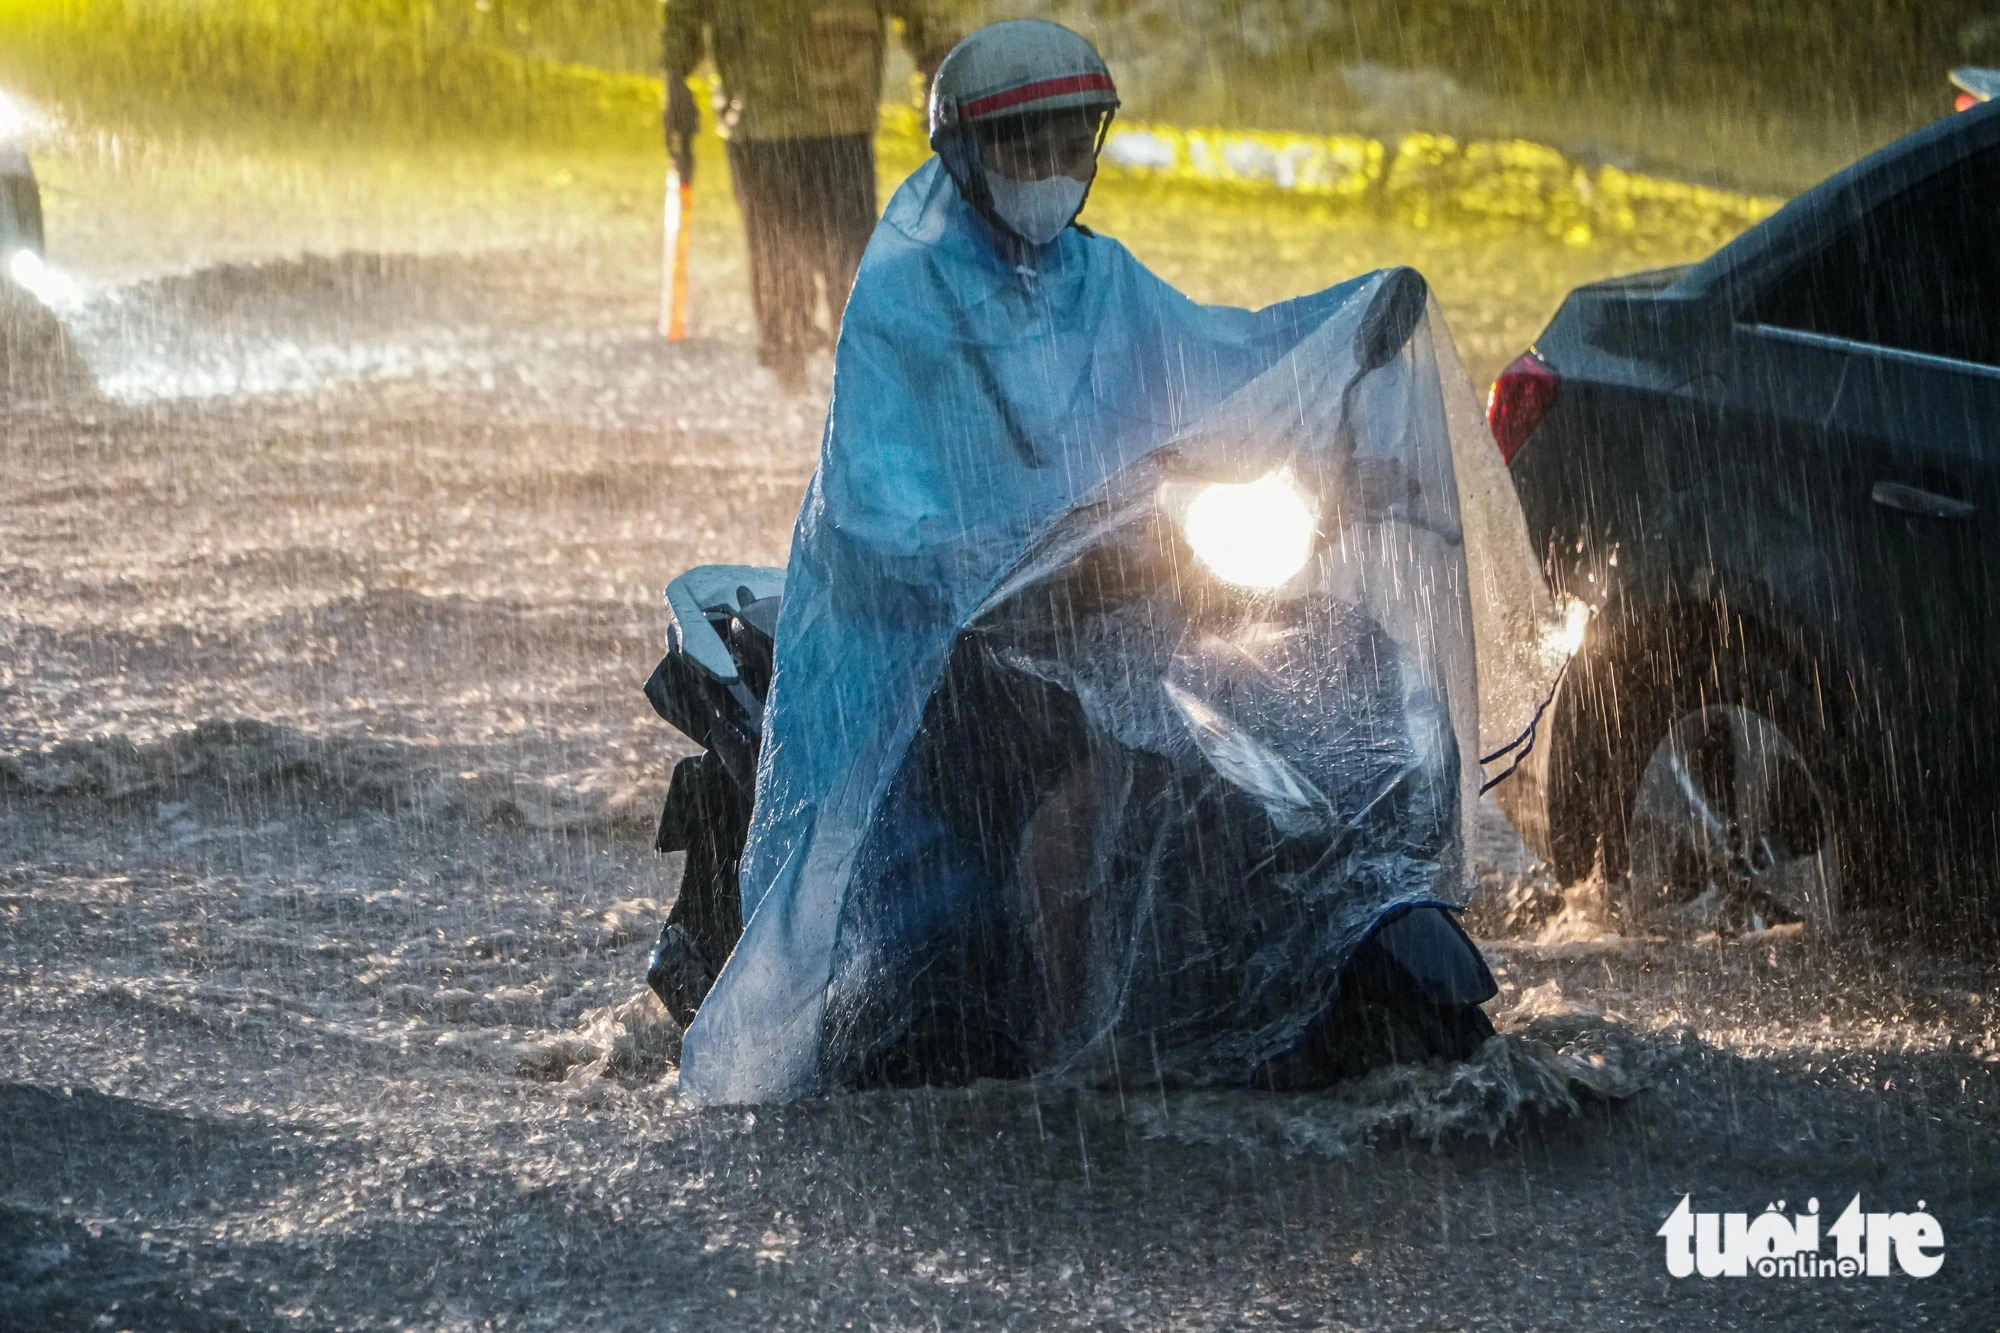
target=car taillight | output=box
[1957,92,1979,113]
[1487,350,1559,463]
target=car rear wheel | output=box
[1623,700,1842,936]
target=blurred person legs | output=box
[726,133,876,392]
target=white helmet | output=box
[929,21,1120,246]
[930,20,1119,143]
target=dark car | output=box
[1487,99,2000,936]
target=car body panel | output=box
[1497,100,2000,869]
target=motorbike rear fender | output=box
[645,649,763,791]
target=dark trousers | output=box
[725,133,876,372]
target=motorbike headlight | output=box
[1176,469,1318,591]
[7,250,79,310]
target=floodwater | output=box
[2,127,1996,1330]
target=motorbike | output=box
[644,269,1499,1092]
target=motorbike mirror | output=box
[664,564,787,683]
[1353,267,1428,375]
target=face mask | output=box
[982,169,1089,246]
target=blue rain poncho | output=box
[678,158,1533,1107]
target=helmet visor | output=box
[974,106,1112,183]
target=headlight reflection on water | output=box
[1177,469,1319,590]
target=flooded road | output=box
[1,132,1996,1329]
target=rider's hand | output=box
[664,75,700,183]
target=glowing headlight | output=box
[1542,595,1594,666]
[7,250,80,310]
[1177,469,1318,590]
[0,88,49,143]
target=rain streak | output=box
[0,3,1994,1328]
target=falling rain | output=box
[0,2,1993,1328]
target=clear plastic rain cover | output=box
[680,158,1528,1107]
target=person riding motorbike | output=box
[656,21,1498,1107]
